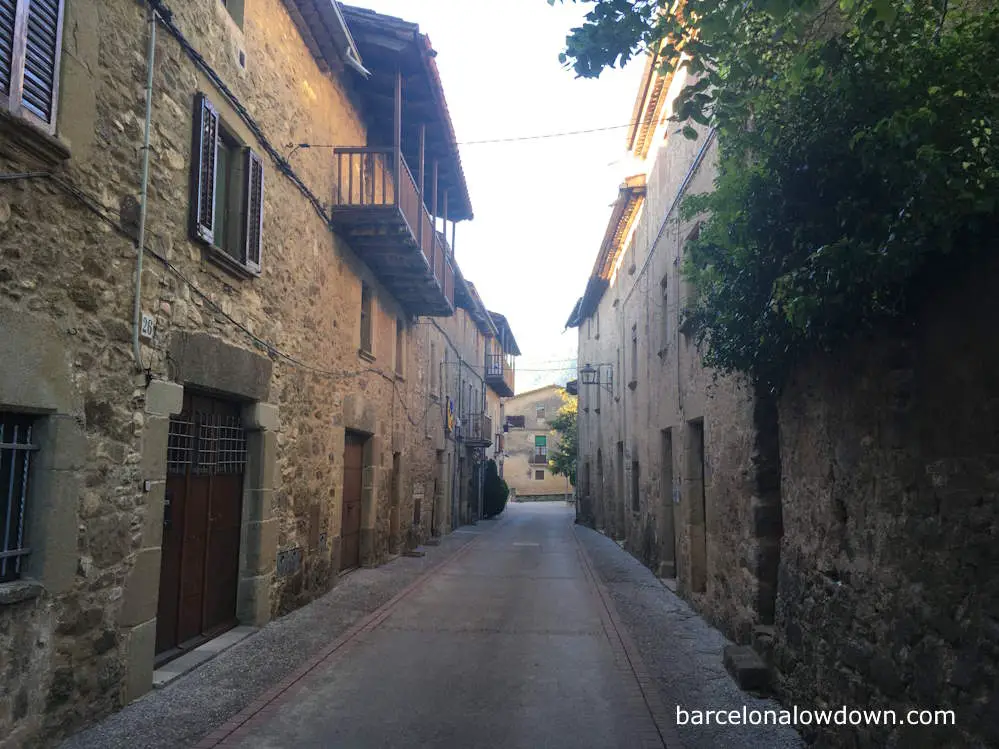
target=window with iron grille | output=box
[534,469,545,481]
[0,0,65,135]
[0,413,37,582]
[190,93,264,276]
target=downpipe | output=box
[133,6,157,371]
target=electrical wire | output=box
[2,170,435,428]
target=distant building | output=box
[503,385,575,501]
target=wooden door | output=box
[340,433,365,572]
[156,393,246,658]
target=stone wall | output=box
[575,100,776,646]
[0,0,458,744]
[774,254,999,747]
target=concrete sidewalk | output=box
[60,529,483,749]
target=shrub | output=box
[482,459,509,518]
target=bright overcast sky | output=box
[354,0,645,392]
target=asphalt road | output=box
[222,503,666,749]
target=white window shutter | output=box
[191,93,219,245]
[243,148,264,274]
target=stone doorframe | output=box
[335,394,385,570]
[120,334,279,703]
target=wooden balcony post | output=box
[394,68,402,205]
[418,123,426,251]
[431,160,439,230]
[451,220,456,257]
[442,189,448,230]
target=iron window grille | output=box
[1,413,38,582]
[168,412,246,476]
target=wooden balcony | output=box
[464,412,493,447]
[485,353,515,397]
[333,147,454,317]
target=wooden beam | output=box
[417,124,425,251]
[394,68,402,202]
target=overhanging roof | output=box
[488,312,521,357]
[284,0,369,77]
[455,271,499,338]
[340,5,473,221]
[572,174,647,322]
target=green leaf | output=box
[682,126,700,140]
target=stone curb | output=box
[573,524,686,749]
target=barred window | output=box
[1,413,37,582]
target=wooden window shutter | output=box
[243,148,264,273]
[191,93,219,245]
[20,0,63,124]
[0,0,16,101]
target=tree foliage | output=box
[547,391,578,486]
[551,0,999,390]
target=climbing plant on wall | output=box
[551,0,999,390]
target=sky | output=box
[354,0,645,392]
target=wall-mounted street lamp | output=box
[579,363,614,394]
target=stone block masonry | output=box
[0,0,466,744]
[772,253,999,748]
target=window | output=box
[595,309,600,339]
[0,0,65,134]
[631,461,640,512]
[430,341,438,393]
[536,405,546,421]
[395,318,405,376]
[221,0,245,27]
[190,94,264,275]
[660,275,669,356]
[534,435,547,464]
[535,470,545,481]
[506,415,525,429]
[629,324,638,390]
[359,282,372,354]
[1,413,37,582]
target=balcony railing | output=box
[333,147,454,316]
[485,353,515,397]
[530,452,548,465]
[464,412,493,446]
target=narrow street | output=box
[63,504,800,749]
[212,503,661,749]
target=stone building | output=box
[566,50,780,643]
[0,0,498,744]
[414,273,519,534]
[503,385,575,502]
[568,44,999,749]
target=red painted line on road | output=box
[192,530,492,749]
[573,525,686,749]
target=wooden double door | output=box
[156,393,246,659]
[340,433,365,572]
